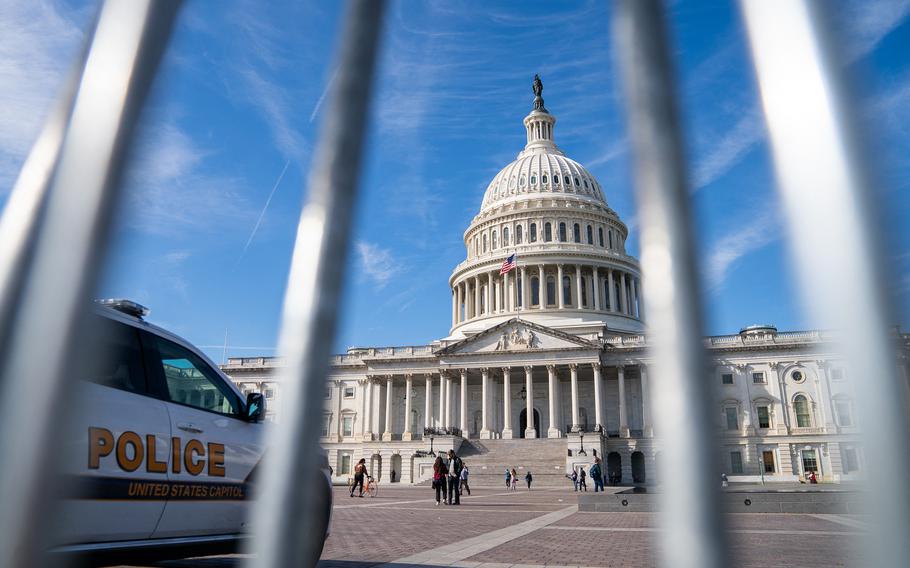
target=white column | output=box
[547,365,561,438]
[474,276,481,318]
[538,264,545,309]
[487,272,493,315]
[620,272,628,315]
[504,270,511,312]
[570,363,579,430]
[456,283,463,323]
[608,269,616,312]
[631,277,639,318]
[364,379,374,440]
[438,373,446,429]
[618,365,630,437]
[502,368,513,438]
[424,374,432,430]
[480,369,492,439]
[640,363,652,437]
[445,374,453,428]
[575,265,583,309]
[403,374,413,441]
[460,369,468,435]
[593,267,601,311]
[521,266,530,310]
[525,366,536,438]
[557,264,565,308]
[593,363,604,431]
[382,376,393,441]
[451,289,457,327]
[636,277,645,320]
[359,379,368,438]
[335,381,343,441]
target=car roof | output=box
[91,303,244,398]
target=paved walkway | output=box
[134,485,866,567]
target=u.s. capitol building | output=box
[222,80,903,486]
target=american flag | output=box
[499,252,517,275]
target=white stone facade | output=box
[221,84,909,486]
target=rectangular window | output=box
[342,415,354,437]
[730,451,743,474]
[757,406,770,429]
[343,386,355,398]
[321,415,331,437]
[843,448,859,473]
[721,373,733,385]
[762,450,776,473]
[340,453,352,475]
[752,372,766,384]
[530,223,537,242]
[725,407,739,430]
[831,368,845,381]
[835,400,853,427]
[801,449,818,473]
[264,386,275,399]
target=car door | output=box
[57,316,171,544]
[144,333,262,537]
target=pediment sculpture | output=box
[494,325,539,351]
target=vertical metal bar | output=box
[740,1,910,565]
[612,2,729,568]
[246,1,385,566]
[0,1,181,565]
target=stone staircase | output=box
[456,438,569,487]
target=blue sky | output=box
[1,0,909,362]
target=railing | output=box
[423,427,463,437]
[0,1,906,567]
[565,423,602,434]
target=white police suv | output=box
[53,299,331,563]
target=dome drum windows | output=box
[492,230,498,250]
[564,175,570,186]
[546,276,556,306]
[598,227,604,247]
[558,222,567,242]
[587,225,594,245]
[573,223,581,243]
[503,226,510,246]
[544,223,552,242]
[530,175,537,185]
[530,276,540,307]
[516,224,523,244]
[530,223,537,242]
[574,176,580,187]
[542,174,548,185]
[562,276,572,306]
[483,234,488,253]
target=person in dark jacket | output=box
[591,458,605,492]
[446,450,463,505]
[578,467,588,491]
[433,456,448,506]
[525,470,533,490]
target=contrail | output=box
[234,159,291,269]
[309,68,337,123]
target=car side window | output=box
[152,336,241,416]
[78,317,147,394]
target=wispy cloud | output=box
[355,241,400,289]
[839,0,910,62]
[0,0,84,190]
[692,111,764,189]
[705,213,780,290]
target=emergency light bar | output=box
[95,298,150,319]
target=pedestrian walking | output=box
[591,458,605,492]
[350,458,369,498]
[721,472,729,488]
[525,470,533,490]
[447,450,463,505]
[433,456,448,506]
[578,467,587,491]
[505,468,511,489]
[460,463,471,496]
[570,468,578,491]
[510,468,518,491]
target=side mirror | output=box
[246,392,266,422]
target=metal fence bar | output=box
[245,2,385,566]
[0,1,181,565]
[741,1,910,565]
[613,2,729,568]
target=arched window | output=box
[530,175,537,185]
[531,276,540,306]
[483,234,488,253]
[563,276,572,306]
[584,179,589,189]
[558,222,566,242]
[544,223,552,242]
[581,276,588,307]
[542,174,548,184]
[598,227,604,247]
[492,230,498,250]
[573,223,581,243]
[794,395,812,428]
[546,276,556,306]
[603,280,611,310]
[587,225,594,244]
[553,174,559,186]
[520,175,526,187]
[608,230,614,249]
[503,226,510,246]
[530,223,537,242]
[516,224,523,244]
[564,175,570,185]
[574,176,580,187]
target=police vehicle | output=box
[54,299,332,563]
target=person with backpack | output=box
[446,450,463,505]
[525,470,533,490]
[460,463,471,496]
[505,468,511,489]
[433,456,448,506]
[591,458,604,492]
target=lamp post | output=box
[428,435,436,457]
[578,432,587,456]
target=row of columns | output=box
[359,363,651,441]
[452,264,641,326]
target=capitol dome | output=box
[447,76,643,340]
